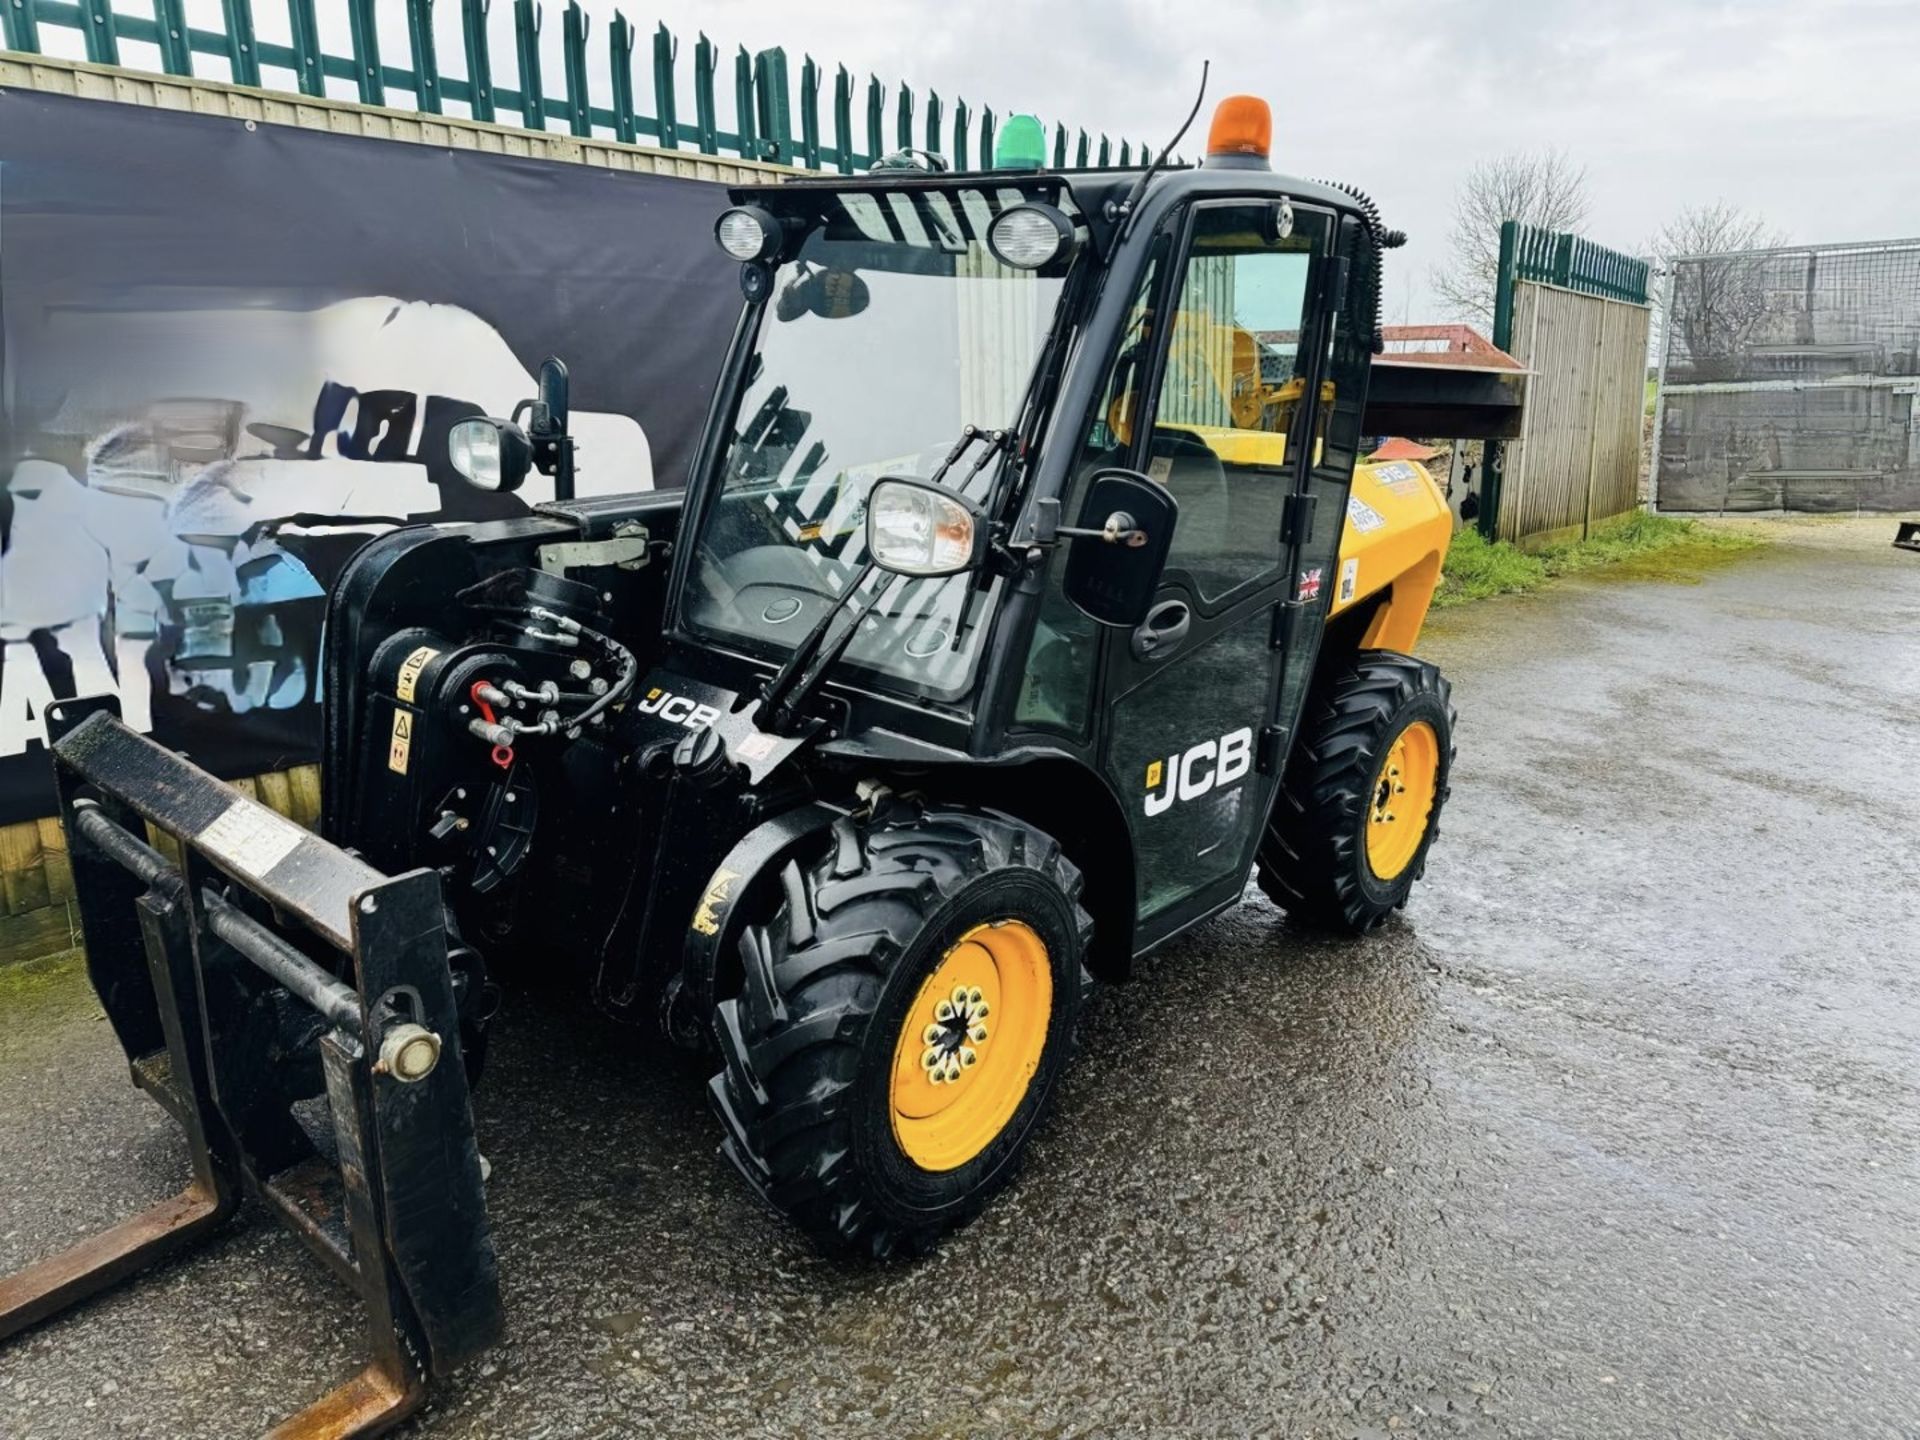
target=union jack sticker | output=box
[1297,567,1324,601]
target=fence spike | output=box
[405,0,441,111]
[218,0,259,85]
[978,106,994,169]
[1,0,42,55]
[753,46,792,164]
[607,10,635,142]
[562,0,591,136]
[152,0,192,75]
[1052,122,1067,169]
[799,54,821,169]
[895,85,913,151]
[77,0,119,64]
[461,0,494,121]
[952,97,967,173]
[733,45,759,160]
[924,89,941,159]
[648,21,678,148]
[1075,129,1089,168]
[286,0,322,96]
[513,0,546,129]
[1097,133,1111,167]
[831,63,853,173]
[692,32,718,153]
[346,0,386,106]
[865,74,883,167]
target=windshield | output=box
[687,183,1080,704]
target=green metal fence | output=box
[1,0,1145,171]
[1490,218,1651,354]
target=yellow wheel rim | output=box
[1365,720,1440,881]
[888,920,1052,1173]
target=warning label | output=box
[395,645,439,703]
[388,710,415,774]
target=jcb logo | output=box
[636,687,721,730]
[1144,727,1254,816]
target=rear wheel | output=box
[710,797,1091,1257]
[1257,650,1455,932]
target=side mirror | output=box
[1062,470,1178,627]
[865,476,988,577]
[447,417,533,493]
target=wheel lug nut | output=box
[969,1021,989,1044]
[935,1000,956,1023]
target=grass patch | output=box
[1434,512,1765,608]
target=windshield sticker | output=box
[1347,497,1386,533]
[1339,557,1359,604]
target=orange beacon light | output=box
[1204,95,1272,167]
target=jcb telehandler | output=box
[0,95,1457,1435]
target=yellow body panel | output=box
[1330,459,1452,653]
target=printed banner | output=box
[0,88,741,822]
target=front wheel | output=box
[1256,650,1456,932]
[709,798,1092,1257]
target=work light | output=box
[865,478,986,576]
[715,205,783,262]
[447,417,532,493]
[987,203,1074,270]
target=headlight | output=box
[715,205,783,262]
[448,417,533,493]
[866,478,986,577]
[987,203,1074,270]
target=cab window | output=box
[1143,205,1317,603]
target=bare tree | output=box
[1431,149,1591,328]
[1649,200,1783,268]
[1650,201,1786,380]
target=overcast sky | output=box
[629,0,1920,321]
[150,0,1920,322]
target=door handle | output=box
[1130,599,1191,662]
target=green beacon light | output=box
[994,113,1047,171]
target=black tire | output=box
[709,797,1092,1258]
[1257,650,1455,933]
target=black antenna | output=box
[1109,60,1210,227]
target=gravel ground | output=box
[2,516,1916,1439]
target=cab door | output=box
[1093,200,1338,939]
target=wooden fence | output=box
[1,762,322,960]
[1480,220,1652,545]
[1495,280,1652,546]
